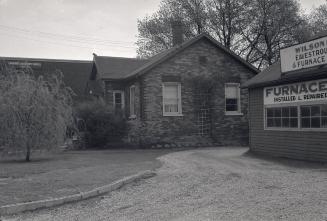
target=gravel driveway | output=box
[4,147,327,221]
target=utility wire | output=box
[0,31,135,52]
[0,24,137,48]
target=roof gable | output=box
[124,33,259,80]
[94,33,258,81]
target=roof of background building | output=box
[0,57,93,101]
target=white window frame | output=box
[129,85,136,119]
[225,83,242,116]
[162,82,183,116]
[264,101,327,132]
[113,90,125,110]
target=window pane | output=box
[267,108,274,117]
[311,106,320,117]
[115,93,122,104]
[163,83,181,114]
[274,118,281,127]
[301,118,310,128]
[130,87,135,116]
[225,85,238,98]
[274,108,281,117]
[321,105,327,116]
[164,104,178,112]
[267,118,274,127]
[164,85,178,98]
[322,117,327,128]
[226,99,237,105]
[226,105,238,111]
[301,106,310,117]
[311,117,321,128]
[282,107,290,118]
[290,107,298,117]
[290,118,298,128]
[282,118,290,127]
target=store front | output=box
[244,35,327,162]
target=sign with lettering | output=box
[280,36,327,73]
[264,79,327,105]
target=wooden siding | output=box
[249,87,327,162]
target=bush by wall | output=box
[74,99,127,148]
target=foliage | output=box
[308,3,327,36]
[74,99,127,148]
[136,0,206,58]
[136,0,308,69]
[0,65,74,161]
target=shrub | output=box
[74,99,127,148]
[0,66,74,161]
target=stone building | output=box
[89,33,258,147]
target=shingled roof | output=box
[0,57,93,101]
[94,33,259,81]
[243,61,327,88]
[93,56,149,80]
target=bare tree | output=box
[206,0,251,49]
[239,0,304,68]
[0,66,74,161]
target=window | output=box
[225,83,241,115]
[265,104,327,130]
[129,86,136,118]
[266,107,298,128]
[301,104,327,128]
[162,82,182,116]
[113,91,124,111]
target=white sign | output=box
[280,36,327,73]
[264,79,327,105]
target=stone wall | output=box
[134,38,256,147]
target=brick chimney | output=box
[171,20,183,46]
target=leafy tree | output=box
[0,65,74,161]
[309,2,327,35]
[136,0,207,58]
[137,0,305,69]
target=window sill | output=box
[264,127,327,132]
[128,115,137,120]
[225,112,243,116]
[163,113,184,117]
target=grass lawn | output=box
[0,149,171,207]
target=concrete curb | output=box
[0,170,156,216]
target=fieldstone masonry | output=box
[103,38,256,147]
[133,38,255,147]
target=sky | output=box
[0,0,325,61]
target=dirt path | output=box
[4,147,327,221]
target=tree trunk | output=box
[26,145,30,162]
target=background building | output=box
[244,35,327,162]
